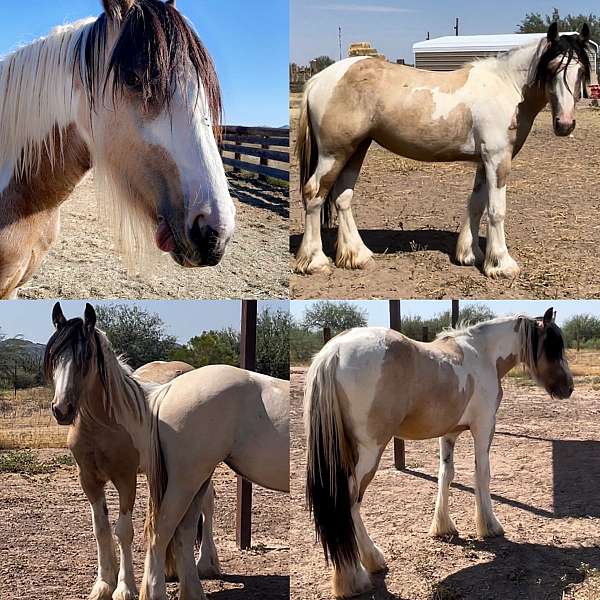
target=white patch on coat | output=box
[307,57,369,129]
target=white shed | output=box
[413,33,598,83]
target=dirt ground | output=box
[289,97,600,299]
[19,171,288,300]
[290,367,600,600]
[0,451,289,600]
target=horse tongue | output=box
[155,222,177,253]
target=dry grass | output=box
[0,387,67,449]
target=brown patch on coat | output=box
[496,155,512,189]
[495,353,518,406]
[368,330,475,444]
[317,59,476,165]
[0,124,91,298]
[134,361,194,385]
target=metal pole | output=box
[323,326,332,344]
[454,17,459,36]
[389,301,405,470]
[339,26,342,61]
[236,300,257,550]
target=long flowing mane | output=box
[0,1,221,183]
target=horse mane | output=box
[44,318,152,425]
[437,315,520,340]
[0,1,222,265]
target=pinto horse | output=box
[0,0,235,298]
[295,23,591,279]
[45,304,290,600]
[304,309,573,597]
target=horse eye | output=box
[124,70,142,90]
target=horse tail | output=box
[143,390,177,592]
[296,78,336,229]
[304,343,359,570]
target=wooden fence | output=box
[221,125,289,182]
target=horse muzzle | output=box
[52,402,75,425]
[553,118,576,137]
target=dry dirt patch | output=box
[0,451,289,600]
[290,366,600,599]
[290,96,600,299]
[19,171,288,300]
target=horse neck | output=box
[494,42,548,114]
[466,318,521,371]
[0,18,98,195]
[79,357,153,458]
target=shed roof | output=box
[413,33,598,54]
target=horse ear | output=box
[84,303,97,335]
[166,0,176,7]
[102,0,135,20]
[542,307,554,326]
[579,23,591,44]
[52,302,67,330]
[547,22,559,43]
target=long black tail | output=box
[304,348,358,569]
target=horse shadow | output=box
[435,537,600,600]
[289,229,486,265]
[203,574,289,599]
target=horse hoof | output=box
[483,254,520,279]
[332,564,372,598]
[456,246,484,267]
[113,585,138,600]
[294,250,332,274]
[89,580,115,600]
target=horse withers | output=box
[295,23,590,279]
[45,303,290,600]
[304,309,573,597]
[0,0,235,298]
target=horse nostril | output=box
[188,219,222,265]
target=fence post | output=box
[389,300,405,470]
[451,299,460,328]
[422,326,429,343]
[323,326,332,344]
[259,138,269,182]
[234,138,241,173]
[236,300,257,550]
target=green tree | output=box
[170,330,239,368]
[312,55,335,73]
[256,309,290,380]
[290,321,323,365]
[562,314,600,349]
[517,9,600,42]
[94,304,177,370]
[302,301,368,335]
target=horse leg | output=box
[481,152,520,278]
[112,474,138,600]
[333,141,373,269]
[332,444,383,598]
[173,485,212,600]
[429,432,461,537]
[456,165,486,267]
[140,475,212,600]
[471,419,504,537]
[294,155,348,274]
[80,474,117,600]
[196,479,221,578]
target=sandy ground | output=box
[290,98,600,299]
[19,171,288,300]
[290,366,600,600]
[0,453,289,600]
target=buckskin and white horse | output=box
[295,24,591,279]
[304,309,573,597]
[45,304,289,600]
[0,0,235,298]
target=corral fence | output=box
[221,126,290,183]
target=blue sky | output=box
[0,300,288,344]
[291,0,597,64]
[290,300,600,328]
[0,0,289,127]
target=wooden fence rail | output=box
[221,125,290,182]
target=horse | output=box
[45,303,290,600]
[304,308,573,598]
[0,0,236,299]
[44,335,220,600]
[294,23,591,279]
